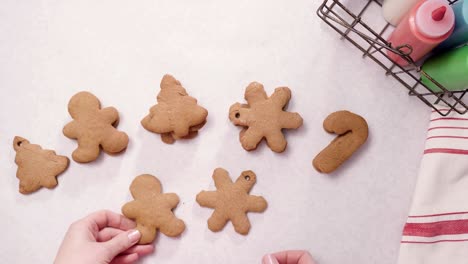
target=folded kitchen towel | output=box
[398,108,468,264]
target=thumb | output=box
[262,254,279,264]
[103,229,141,258]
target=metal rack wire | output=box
[317,0,468,116]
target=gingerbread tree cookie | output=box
[141,74,208,144]
[196,168,267,235]
[229,82,303,153]
[122,174,186,244]
[63,91,129,163]
[13,136,69,194]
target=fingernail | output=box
[128,230,141,244]
[262,254,279,264]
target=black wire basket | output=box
[317,0,467,116]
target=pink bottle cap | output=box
[415,0,454,38]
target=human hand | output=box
[262,250,316,264]
[54,210,154,264]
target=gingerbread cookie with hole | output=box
[141,74,208,144]
[196,168,267,235]
[229,82,303,153]
[63,91,129,163]
[13,136,69,194]
[313,110,368,173]
[122,174,186,244]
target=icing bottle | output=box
[387,0,455,66]
[382,0,422,26]
[421,45,468,92]
[436,0,468,51]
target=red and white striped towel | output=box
[398,109,468,264]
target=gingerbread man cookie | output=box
[141,74,208,144]
[13,136,69,194]
[196,168,267,235]
[229,82,303,153]
[122,174,186,244]
[63,91,129,163]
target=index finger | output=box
[84,210,136,231]
[265,250,315,264]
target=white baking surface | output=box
[0,0,431,263]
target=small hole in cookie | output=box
[17,141,23,147]
[244,175,251,181]
[235,113,240,118]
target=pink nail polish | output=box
[128,230,141,244]
[262,254,280,264]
